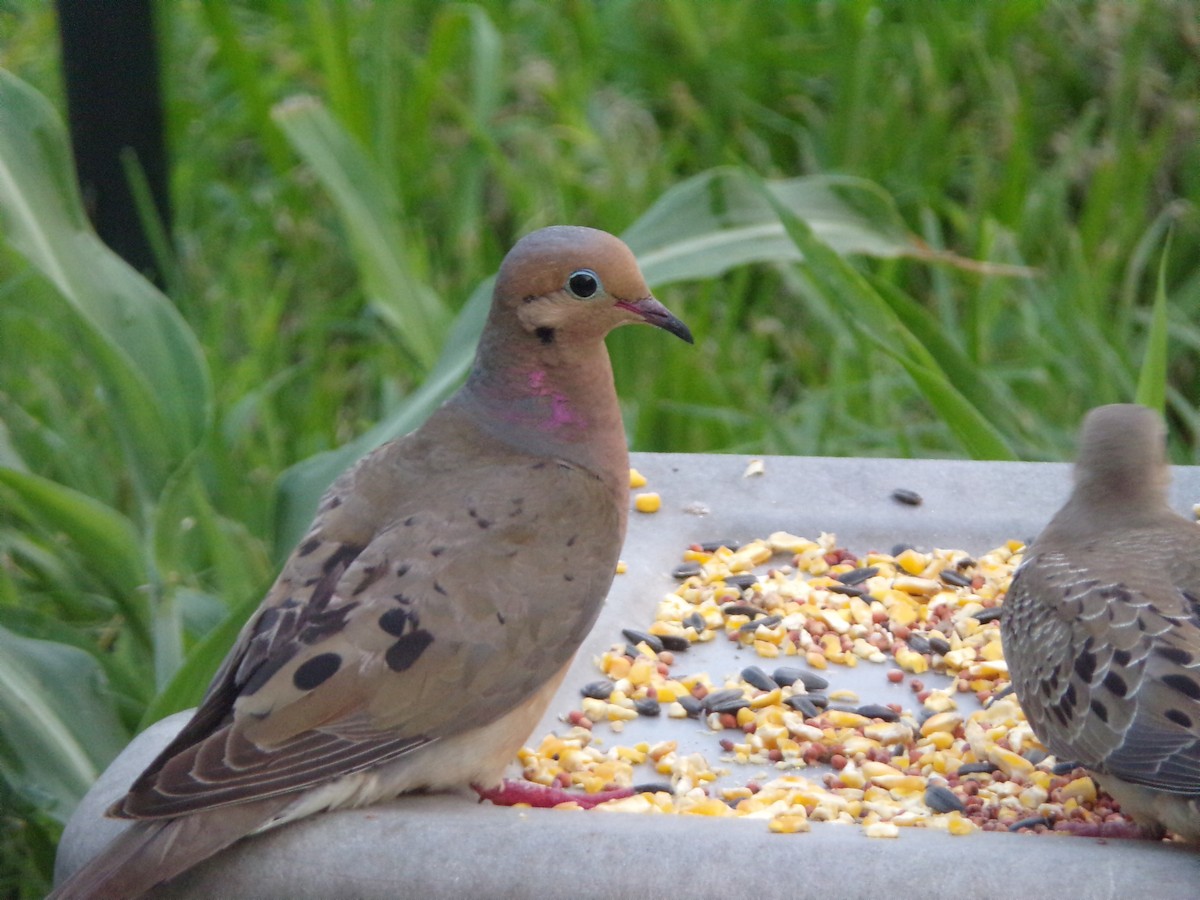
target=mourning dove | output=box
[51,225,692,898]
[1002,404,1200,842]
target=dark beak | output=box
[617,297,694,344]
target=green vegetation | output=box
[1,1,1197,895]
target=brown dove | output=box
[51,225,692,898]
[1002,403,1200,842]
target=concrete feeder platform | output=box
[56,453,1200,898]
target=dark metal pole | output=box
[54,0,171,287]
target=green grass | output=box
[1,1,1198,894]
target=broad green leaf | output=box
[0,469,147,626]
[0,69,211,497]
[0,626,128,823]
[272,96,450,372]
[627,168,920,286]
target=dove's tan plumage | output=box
[1002,404,1200,841]
[51,226,691,898]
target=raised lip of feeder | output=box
[55,453,1200,900]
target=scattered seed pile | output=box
[519,523,1135,839]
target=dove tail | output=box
[48,798,290,900]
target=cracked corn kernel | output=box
[634,492,661,513]
[525,530,1139,841]
[769,813,811,833]
[629,468,648,488]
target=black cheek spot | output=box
[1089,699,1109,723]
[1102,670,1128,698]
[1165,709,1193,729]
[293,652,342,691]
[535,326,555,345]
[386,631,434,673]
[1162,673,1200,700]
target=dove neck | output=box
[457,337,630,498]
[1047,473,1170,541]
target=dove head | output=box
[1071,404,1169,510]
[459,226,690,497]
[488,226,692,347]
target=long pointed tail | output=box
[48,797,291,900]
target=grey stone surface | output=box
[57,453,1200,897]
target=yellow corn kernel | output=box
[615,560,628,574]
[1061,776,1097,804]
[988,747,1034,778]
[736,706,757,728]
[895,548,929,575]
[629,468,648,488]
[920,712,963,737]
[769,813,811,834]
[805,650,828,670]
[826,709,871,728]
[754,639,781,658]
[895,647,929,674]
[634,492,661,513]
[980,638,1005,661]
[946,812,977,835]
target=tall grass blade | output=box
[1134,236,1171,412]
[272,96,450,373]
[762,181,1017,460]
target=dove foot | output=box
[1052,820,1154,840]
[473,779,634,809]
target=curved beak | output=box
[616,296,694,344]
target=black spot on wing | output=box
[385,630,434,673]
[351,563,386,597]
[378,608,415,637]
[1165,708,1193,729]
[1074,651,1097,684]
[1112,648,1132,667]
[1162,673,1200,700]
[1156,645,1195,666]
[298,537,321,557]
[1090,699,1109,723]
[535,326,555,345]
[293,652,342,691]
[1102,670,1129,698]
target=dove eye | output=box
[566,269,600,299]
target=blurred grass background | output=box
[1,0,1198,894]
